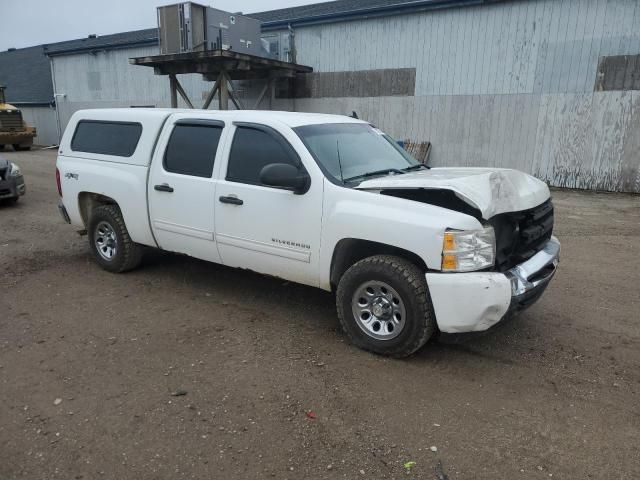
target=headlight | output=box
[9,162,21,176]
[441,226,495,272]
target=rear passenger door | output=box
[148,117,227,263]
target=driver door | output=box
[214,122,323,287]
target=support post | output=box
[174,77,194,109]
[253,79,271,109]
[169,74,178,108]
[227,79,245,110]
[269,77,276,109]
[219,71,229,110]
[202,80,220,110]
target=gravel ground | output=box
[1,149,639,480]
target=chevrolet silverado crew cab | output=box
[56,109,560,357]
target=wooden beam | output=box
[252,80,271,109]
[227,78,245,110]
[269,77,276,109]
[173,76,194,109]
[202,80,220,110]
[219,71,229,110]
[169,74,178,108]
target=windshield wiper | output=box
[403,163,430,172]
[344,168,406,183]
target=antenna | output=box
[336,139,345,183]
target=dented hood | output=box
[355,167,550,219]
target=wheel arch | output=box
[78,192,119,230]
[329,238,429,291]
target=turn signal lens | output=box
[442,254,458,270]
[443,232,456,252]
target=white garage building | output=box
[22,0,640,192]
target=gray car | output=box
[0,154,26,204]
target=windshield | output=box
[294,123,420,183]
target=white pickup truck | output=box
[56,109,560,357]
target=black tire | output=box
[13,144,31,151]
[336,255,436,358]
[0,145,4,150]
[88,204,143,273]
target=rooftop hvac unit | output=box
[261,32,294,63]
[157,2,207,54]
[157,2,262,57]
[206,8,261,56]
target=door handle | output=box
[154,183,174,193]
[219,195,243,206]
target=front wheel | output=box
[336,255,437,358]
[88,204,143,273]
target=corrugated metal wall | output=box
[19,106,58,146]
[275,0,640,192]
[49,0,640,192]
[51,46,214,133]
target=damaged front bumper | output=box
[0,174,26,200]
[426,236,560,333]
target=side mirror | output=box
[260,163,310,194]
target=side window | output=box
[71,120,142,157]
[164,123,223,178]
[226,126,300,185]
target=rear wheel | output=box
[88,204,143,273]
[336,255,436,358]
[0,145,4,150]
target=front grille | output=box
[0,111,24,131]
[490,199,554,271]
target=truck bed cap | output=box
[72,108,365,128]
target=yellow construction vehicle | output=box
[0,86,37,151]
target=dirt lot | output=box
[1,148,639,480]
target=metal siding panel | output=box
[415,14,430,96]
[590,91,631,190]
[537,0,561,93]
[18,106,58,146]
[562,0,583,93]
[492,5,507,94]
[532,0,553,94]
[505,3,519,94]
[511,2,527,94]
[576,0,601,93]
[525,0,545,93]
[551,0,572,93]
[433,10,446,96]
[467,7,481,96]
[620,90,640,192]
[532,92,555,179]
[451,9,464,94]
[481,5,498,95]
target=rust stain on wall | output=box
[284,68,416,98]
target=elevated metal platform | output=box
[130,50,312,110]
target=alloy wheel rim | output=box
[351,280,406,340]
[95,221,117,261]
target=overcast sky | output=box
[0,0,322,51]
